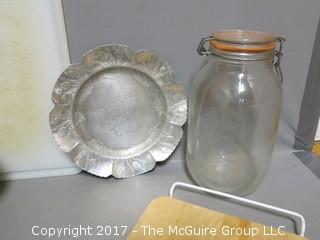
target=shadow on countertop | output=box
[0,161,11,200]
[294,151,320,179]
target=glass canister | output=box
[187,30,285,196]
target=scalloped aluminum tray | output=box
[50,45,187,178]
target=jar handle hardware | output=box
[274,37,286,84]
[197,36,286,83]
[169,182,306,237]
[197,36,214,56]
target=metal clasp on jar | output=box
[196,35,286,83]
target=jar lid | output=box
[210,30,277,53]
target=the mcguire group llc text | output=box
[132,224,287,238]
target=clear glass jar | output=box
[187,30,285,196]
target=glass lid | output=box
[210,29,277,53]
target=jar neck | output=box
[209,46,275,61]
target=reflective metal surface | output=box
[50,45,187,178]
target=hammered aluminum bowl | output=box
[49,45,187,178]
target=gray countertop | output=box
[0,146,320,239]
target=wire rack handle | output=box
[169,182,305,237]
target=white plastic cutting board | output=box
[0,0,80,180]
